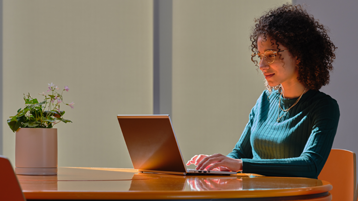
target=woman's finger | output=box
[186,155,199,166]
[186,154,209,166]
[197,155,221,170]
[206,161,225,171]
[194,155,208,166]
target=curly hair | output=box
[250,4,337,91]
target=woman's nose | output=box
[259,58,269,70]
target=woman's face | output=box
[257,36,299,88]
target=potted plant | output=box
[7,83,74,175]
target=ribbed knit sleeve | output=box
[227,90,340,179]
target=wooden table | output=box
[17,167,332,200]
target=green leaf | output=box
[43,110,50,116]
[18,107,29,116]
[43,110,58,117]
[39,100,46,105]
[7,115,26,132]
[25,98,38,104]
[7,119,20,132]
[10,115,17,122]
[58,118,72,123]
[30,108,42,117]
[42,117,55,123]
[22,122,40,128]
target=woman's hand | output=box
[196,153,243,172]
[187,154,230,171]
[186,154,209,166]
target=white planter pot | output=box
[15,128,57,175]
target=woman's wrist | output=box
[236,159,243,172]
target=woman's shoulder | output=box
[308,90,339,107]
[307,90,340,118]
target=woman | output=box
[186,4,339,179]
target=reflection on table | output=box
[18,167,331,200]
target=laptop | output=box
[117,114,236,175]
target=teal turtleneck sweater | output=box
[227,89,340,179]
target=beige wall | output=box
[2,0,292,168]
[172,0,291,164]
[3,0,153,167]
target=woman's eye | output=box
[266,54,276,58]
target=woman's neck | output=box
[281,83,306,99]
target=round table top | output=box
[18,167,332,200]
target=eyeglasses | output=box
[253,49,286,65]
